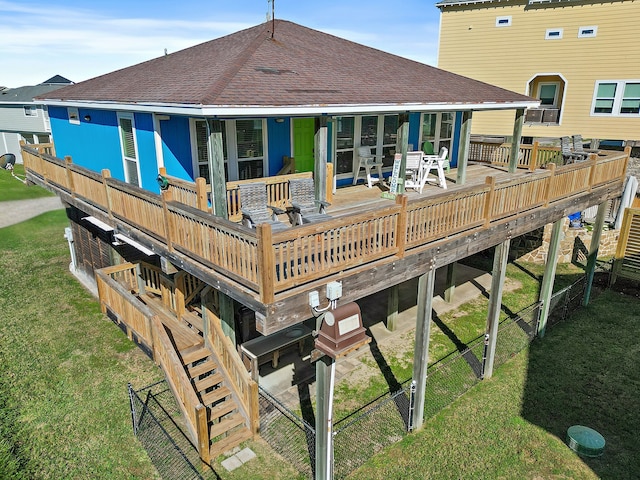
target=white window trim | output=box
[495,16,512,27]
[591,80,640,117]
[68,107,80,125]
[578,26,597,38]
[545,28,563,40]
[117,112,142,187]
[23,105,37,117]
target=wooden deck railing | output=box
[96,263,211,463]
[159,166,334,222]
[23,145,629,305]
[469,141,562,170]
[204,305,259,435]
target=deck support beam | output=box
[583,202,608,306]
[482,239,510,380]
[397,114,410,194]
[206,119,227,219]
[538,219,563,337]
[444,263,457,303]
[386,285,399,331]
[315,117,328,204]
[456,111,473,185]
[508,108,525,173]
[410,263,436,431]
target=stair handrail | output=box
[204,305,259,435]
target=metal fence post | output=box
[128,383,138,435]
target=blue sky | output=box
[0,0,442,88]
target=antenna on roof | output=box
[267,0,275,38]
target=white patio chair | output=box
[353,146,383,188]
[404,151,427,193]
[422,147,448,189]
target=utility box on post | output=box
[314,302,370,359]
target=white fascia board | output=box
[113,233,155,256]
[82,216,114,231]
[40,99,539,117]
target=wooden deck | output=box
[22,145,629,334]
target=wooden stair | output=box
[177,340,252,458]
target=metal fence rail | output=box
[128,381,210,480]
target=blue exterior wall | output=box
[49,106,123,177]
[160,116,193,181]
[49,107,162,192]
[451,112,463,168]
[408,112,421,151]
[266,118,291,176]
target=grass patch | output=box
[349,288,640,479]
[0,164,53,201]
[0,211,163,479]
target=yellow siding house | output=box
[437,0,640,144]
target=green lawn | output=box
[0,164,54,201]
[349,288,640,479]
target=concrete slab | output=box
[236,447,257,463]
[221,455,243,472]
[0,197,64,228]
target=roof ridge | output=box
[199,22,270,105]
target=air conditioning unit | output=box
[542,108,559,123]
[525,109,543,123]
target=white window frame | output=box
[495,16,512,27]
[420,112,455,154]
[591,80,640,117]
[545,28,563,40]
[536,82,560,107]
[190,118,267,182]
[23,105,37,117]
[578,26,597,38]
[68,107,80,125]
[117,112,142,187]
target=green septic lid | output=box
[567,425,606,457]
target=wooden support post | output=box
[410,262,436,431]
[325,162,333,204]
[508,108,525,173]
[206,119,227,219]
[195,403,211,466]
[395,194,408,258]
[101,169,114,220]
[397,114,410,194]
[530,141,539,171]
[456,111,472,185]
[444,262,456,303]
[482,239,510,380]
[583,202,608,306]
[195,177,208,211]
[386,285,399,332]
[161,190,174,252]
[315,116,328,204]
[219,294,236,346]
[256,223,275,304]
[174,271,187,321]
[135,263,146,295]
[538,219,563,337]
[64,156,75,196]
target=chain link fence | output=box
[129,381,215,480]
[131,270,604,479]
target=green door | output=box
[293,118,315,172]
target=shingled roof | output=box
[39,19,536,115]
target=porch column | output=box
[508,108,525,173]
[410,263,436,431]
[386,285,399,332]
[444,263,457,303]
[314,116,329,203]
[583,202,608,306]
[397,113,410,194]
[456,111,473,186]
[538,219,563,337]
[482,239,510,380]
[206,119,227,219]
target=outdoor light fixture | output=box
[275,118,285,123]
[83,115,91,122]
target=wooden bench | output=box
[240,324,312,381]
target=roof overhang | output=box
[437,0,580,7]
[40,99,540,117]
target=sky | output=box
[0,0,442,89]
